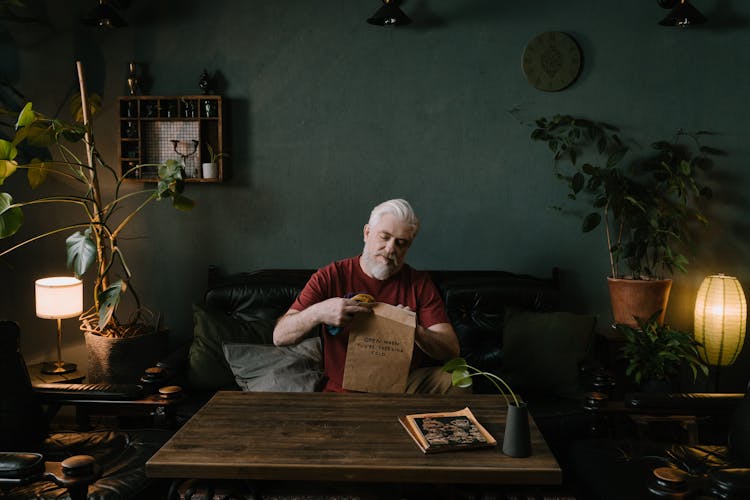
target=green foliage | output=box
[617,312,709,386]
[0,95,194,337]
[205,142,228,164]
[530,114,722,279]
[442,357,521,406]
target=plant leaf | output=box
[26,158,48,188]
[441,357,469,372]
[582,212,601,232]
[451,369,473,388]
[66,228,97,277]
[15,102,34,129]
[0,139,19,183]
[0,192,24,238]
[607,147,628,167]
[97,280,124,329]
[571,172,584,193]
[0,138,18,161]
[172,194,194,211]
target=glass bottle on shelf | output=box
[125,121,137,138]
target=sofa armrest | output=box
[0,452,100,500]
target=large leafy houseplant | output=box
[530,114,722,280]
[618,312,708,388]
[0,63,192,338]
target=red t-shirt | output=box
[291,256,450,392]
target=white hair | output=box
[368,199,419,236]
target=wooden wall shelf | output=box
[117,95,224,183]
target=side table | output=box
[28,363,182,430]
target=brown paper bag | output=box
[342,302,416,393]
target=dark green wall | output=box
[3,0,749,388]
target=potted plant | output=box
[529,114,724,326]
[442,357,530,457]
[0,62,193,382]
[201,142,226,179]
[617,312,709,392]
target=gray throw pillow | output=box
[188,303,276,391]
[222,337,324,392]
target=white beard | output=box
[362,249,399,280]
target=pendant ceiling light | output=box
[658,0,706,27]
[82,0,128,28]
[367,0,411,26]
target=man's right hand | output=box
[319,297,374,329]
[273,298,374,346]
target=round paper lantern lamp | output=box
[694,274,747,366]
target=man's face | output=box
[361,213,414,280]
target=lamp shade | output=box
[35,277,83,320]
[694,274,747,366]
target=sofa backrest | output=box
[205,269,314,322]
[429,270,560,373]
[191,267,592,397]
[204,267,560,362]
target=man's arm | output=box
[414,322,460,361]
[273,298,373,346]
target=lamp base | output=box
[41,361,77,375]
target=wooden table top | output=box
[146,391,561,485]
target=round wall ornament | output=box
[522,31,582,92]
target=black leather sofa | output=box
[161,267,600,469]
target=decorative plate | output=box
[522,31,582,92]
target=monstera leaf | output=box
[66,228,96,277]
[98,280,125,329]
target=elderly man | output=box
[273,198,461,393]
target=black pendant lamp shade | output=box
[367,0,411,26]
[659,0,706,27]
[82,0,127,28]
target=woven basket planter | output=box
[82,313,168,384]
[84,330,168,384]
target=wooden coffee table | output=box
[146,391,561,487]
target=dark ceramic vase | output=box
[502,402,532,458]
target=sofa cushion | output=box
[188,303,276,391]
[222,337,324,392]
[499,309,596,398]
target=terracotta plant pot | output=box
[607,277,672,328]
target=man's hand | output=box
[394,305,460,361]
[273,298,373,346]
[318,297,374,328]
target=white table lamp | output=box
[35,276,83,374]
